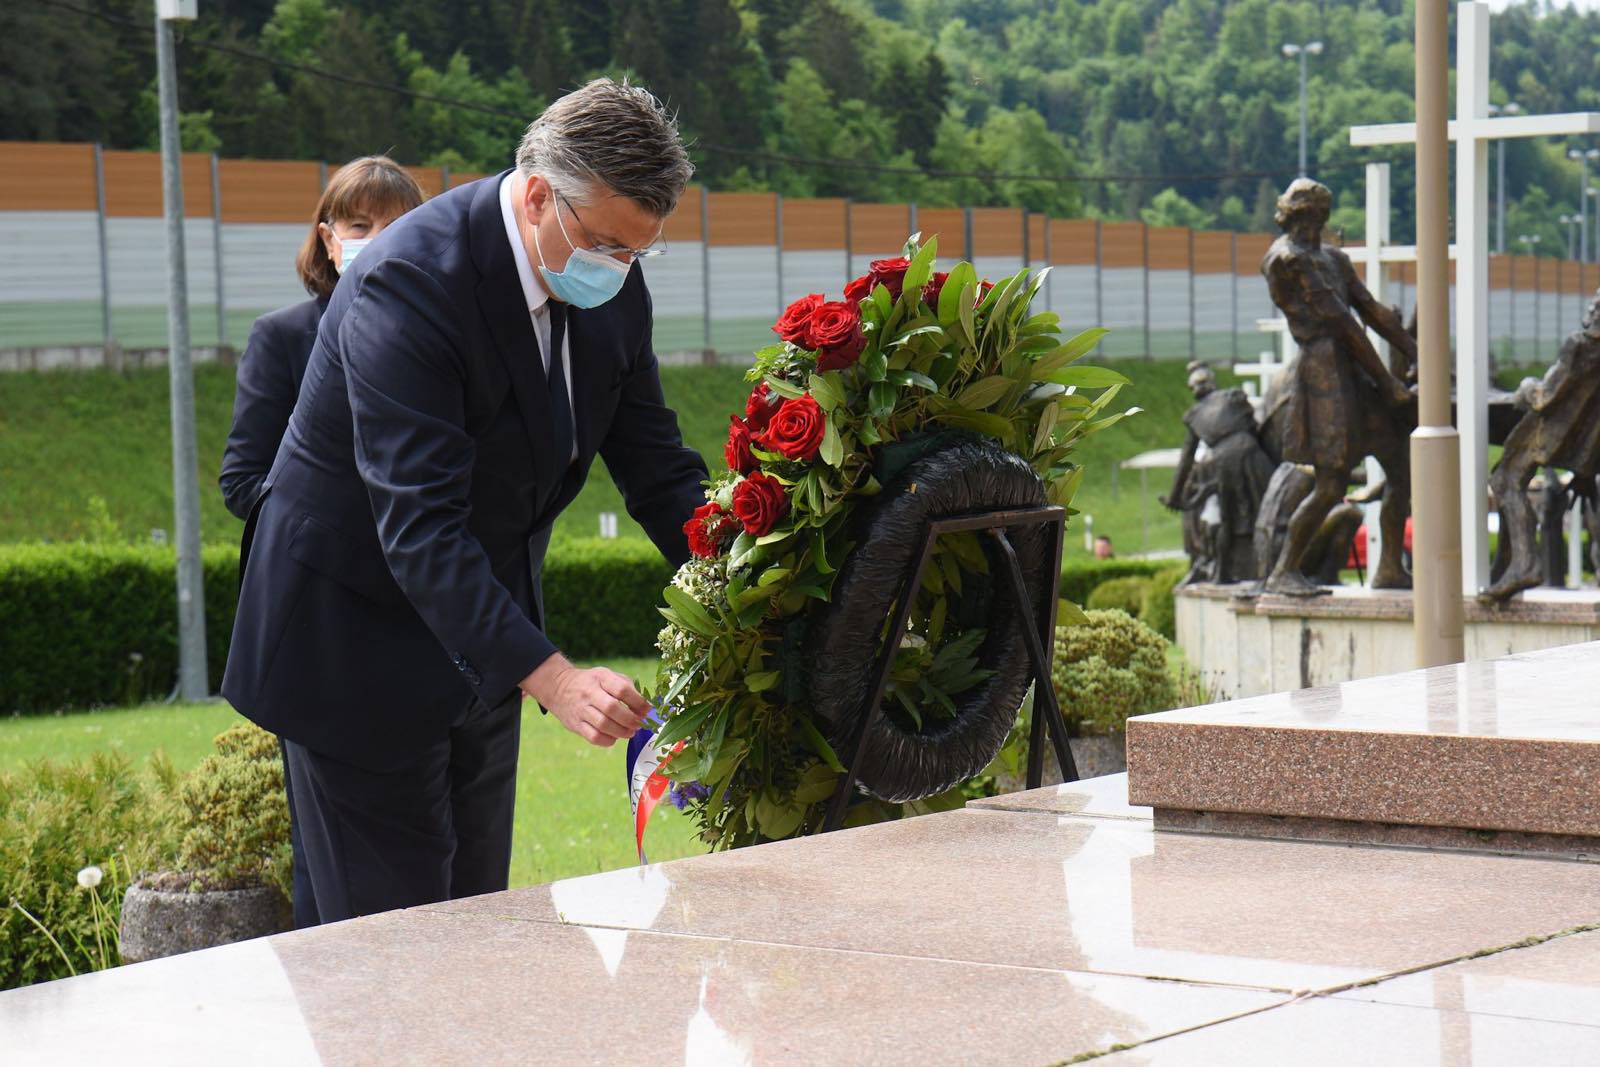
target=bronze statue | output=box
[1257,178,1418,596]
[1162,362,1276,584]
[1254,463,1367,587]
[1481,292,1600,602]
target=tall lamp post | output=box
[155,0,209,702]
[1561,214,1579,260]
[1282,41,1324,176]
[1489,102,1521,253]
[1569,147,1600,262]
[1589,186,1600,264]
[1518,233,1541,357]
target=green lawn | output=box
[0,656,707,888]
[0,355,1200,561]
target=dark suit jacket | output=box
[221,172,708,769]
[219,294,329,520]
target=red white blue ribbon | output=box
[625,713,679,864]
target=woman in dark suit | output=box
[219,156,424,929]
[220,156,426,520]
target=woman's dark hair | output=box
[295,155,426,299]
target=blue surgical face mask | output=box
[334,237,372,275]
[533,197,631,308]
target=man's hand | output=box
[521,654,650,748]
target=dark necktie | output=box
[544,302,573,464]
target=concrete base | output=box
[1177,582,1600,698]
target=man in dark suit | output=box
[222,79,708,924]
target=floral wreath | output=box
[648,235,1134,849]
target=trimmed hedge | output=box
[0,539,674,713]
[0,543,239,714]
[1058,558,1173,606]
[1,543,1174,714]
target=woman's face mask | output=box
[322,218,387,275]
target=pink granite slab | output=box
[1333,928,1600,1029]
[967,772,1152,821]
[1127,641,1600,839]
[428,807,1600,993]
[0,906,1284,1065]
[1095,996,1600,1065]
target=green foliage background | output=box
[5,0,1598,247]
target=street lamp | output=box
[1282,41,1324,177]
[1489,102,1521,254]
[1567,146,1600,261]
[1589,186,1599,266]
[1517,234,1542,354]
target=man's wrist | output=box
[521,652,573,710]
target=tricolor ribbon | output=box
[625,711,682,865]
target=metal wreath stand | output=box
[821,504,1082,833]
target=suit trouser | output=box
[278,738,319,929]
[281,693,522,924]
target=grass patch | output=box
[0,656,706,888]
[0,357,1205,560]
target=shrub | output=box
[0,543,238,714]
[1058,558,1171,606]
[541,537,677,660]
[1086,575,1151,617]
[0,539,670,713]
[0,753,175,989]
[1139,565,1186,641]
[160,722,291,900]
[1051,608,1177,736]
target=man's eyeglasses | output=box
[557,193,667,260]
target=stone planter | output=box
[120,881,290,963]
[993,732,1126,794]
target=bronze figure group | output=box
[1164,177,1599,602]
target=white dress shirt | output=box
[499,173,577,463]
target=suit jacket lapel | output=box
[468,172,565,488]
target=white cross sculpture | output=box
[1350,1,1600,597]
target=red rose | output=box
[774,293,824,343]
[867,257,911,299]
[684,501,735,559]
[978,279,995,303]
[725,415,758,474]
[731,472,789,536]
[815,328,866,372]
[745,383,777,431]
[758,394,826,461]
[803,301,860,351]
[922,270,950,307]
[843,274,872,303]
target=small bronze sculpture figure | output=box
[1162,362,1276,584]
[1253,463,1368,588]
[1257,178,1418,596]
[1481,292,1600,602]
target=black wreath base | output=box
[804,436,1053,804]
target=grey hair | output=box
[515,77,695,218]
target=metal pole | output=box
[93,142,113,355]
[1298,50,1310,176]
[699,186,712,359]
[963,207,974,265]
[1495,139,1506,254]
[210,152,225,350]
[1042,215,1053,314]
[1411,0,1465,667]
[1141,223,1151,360]
[1093,220,1103,351]
[155,9,209,701]
[843,198,853,283]
[774,193,784,321]
[1187,227,1196,359]
[1230,233,1238,362]
[1582,155,1591,263]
